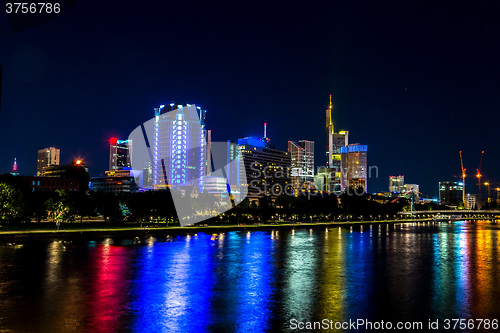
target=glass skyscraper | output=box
[325,95,348,191]
[109,138,131,171]
[340,144,368,192]
[288,140,314,191]
[153,104,206,193]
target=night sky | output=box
[1,0,500,197]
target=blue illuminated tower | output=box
[153,104,206,192]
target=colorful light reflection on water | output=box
[1,221,500,331]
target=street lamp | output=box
[496,188,500,207]
[485,182,491,204]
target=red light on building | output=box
[109,137,118,145]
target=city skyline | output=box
[1,1,500,197]
[2,94,496,199]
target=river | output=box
[1,220,499,332]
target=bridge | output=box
[398,210,500,219]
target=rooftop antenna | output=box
[264,122,267,139]
[328,94,334,134]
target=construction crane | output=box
[460,151,466,204]
[476,150,485,194]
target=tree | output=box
[45,190,71,222]
[0,183,23,221]
[27,189,52,223]
[69,192,96,223]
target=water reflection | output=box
[283,229,319,323]
[0,222,499,331]
[131,233,215,332]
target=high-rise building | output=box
[288,140,314,191]
[37,147,60,176]
[239,138,291,199]
[325,95,348,191]
[153,104,206,192]
[404,184,419,193]
[340,144,368,192]
[465,193,482,210]
[439,181,463,206]
[404,183,420,202]
[314,167,334,193]
[389,175,405,192]
[204,140,245,202]
[109,138,131,171]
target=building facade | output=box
[325,95,348,191]
[153,104,206,193]
[439,181,463,206]
[109,138,132,171]
[288,140,314,191]
[22,176,80,192]
[239,140,291,199]
[465,193,482,210]
[91,169,138,194]
[389,175,405,193]
[340,144,368,192]
[37,147,60,176]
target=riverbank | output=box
[0,218,447,241]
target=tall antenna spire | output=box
[264,122,267,139]
[328,94,334,134]
[11,157,19,176]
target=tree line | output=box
[0,174,448,225]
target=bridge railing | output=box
[398,210,500,215]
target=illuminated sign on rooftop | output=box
[340,145,368,153]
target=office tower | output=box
[389,175,405,192]
[404,184,419,193]
[204,140,245,202]
[404,183,419,201]
[153,104,206,192]
[239,137,291,199]
[340,144,368,192]
[37,147,60,176]
[288,140,314,191]
[325,95,348,191]
[109,138,132,171]
[439,181,463,206]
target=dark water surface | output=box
[1,221,500,332]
